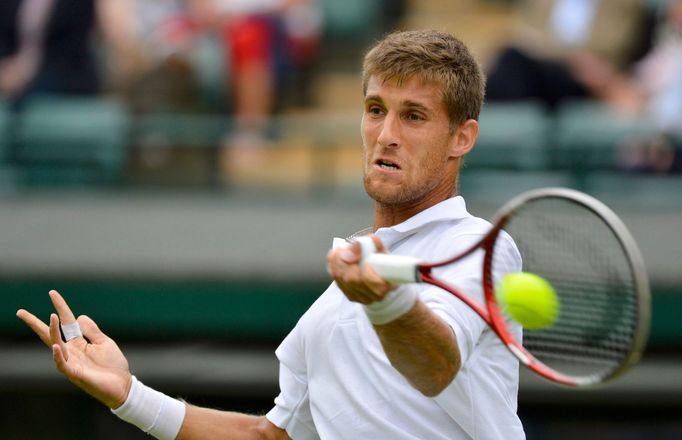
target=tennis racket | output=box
[357,188,650,387]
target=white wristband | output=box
[111,376,186,440]
[364,284,419,325]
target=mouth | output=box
[374,158,401,171]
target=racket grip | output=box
[364,253,420,284]
[354,236,420,284]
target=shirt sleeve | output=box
[421,258,487,364]
[420,231,522,364]
[266,324,320,440]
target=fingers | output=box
[370,235,387,253]
[328,234,394,304]
[49,313,69,361]
[77,315,107,344]
[337,279,389,304]
[339,242,361,265]
[327,245,360,282]
[49,290,77,324]
[52,344,75,378]
[18,290,88,348]
[49,289,88,345]
[343,263,394,302]
[326,238,366,274]
[16,309,51,347]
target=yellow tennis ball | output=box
[495,272,559,330]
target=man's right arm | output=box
[16,290,290,440]
[177,406,289,440]
[111,375,292,440]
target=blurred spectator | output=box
[0,0,141,105]
[618,134,682,174]
[486,0,653,109]
[613,0,682,134]
[114,0,322,177]
[595,0,682,174]
[214,0,323,175]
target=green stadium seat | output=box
[460,169,576,205]
[0,100,12,163]
[553,100,658,171]
[646,0,674,12]
[134,113,226,150]
[0,102,23,194]
[583,172,682,208]
[190,36,230,111]
[469,101,552,170]
[15,96,130,186]
[321,0,381,42]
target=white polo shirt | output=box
[266,196,525,439]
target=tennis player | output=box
[17,30,525,439]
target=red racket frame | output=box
[408,188,649,388]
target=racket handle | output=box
[364,253,421,284]
[355,236,420,284]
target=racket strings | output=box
[494,197,640,381]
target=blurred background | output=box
[1,0,681,438]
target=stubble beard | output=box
[363,155,450,208]
[362,138,455,208]
[363,173,438,207]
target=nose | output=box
[377,111,400,148]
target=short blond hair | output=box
[362,30,485,129]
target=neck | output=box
[372,191,455,230]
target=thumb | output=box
[370,234,388,253]
[341,241,365,264]
[77,315,108,344]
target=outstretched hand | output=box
[326,234,396,304]
[16,290,133,409]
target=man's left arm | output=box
[327,237,461,397]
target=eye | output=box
[366,105,384,117]
[405,111,425,122]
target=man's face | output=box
[362,75,459,210]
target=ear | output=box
[448,119,479,158]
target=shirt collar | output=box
[375,196,470,247]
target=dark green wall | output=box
[4,277,680,350]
